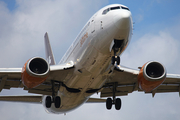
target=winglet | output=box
[44,32,56,65]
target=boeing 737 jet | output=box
[0,4,180,114]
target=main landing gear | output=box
[106,97,121,110]
[45,96,61,108]
[45,81,61,108]
[105,82,122,110]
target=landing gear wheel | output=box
[112,56,115,65]
[106,98,112,110]
[115,98,121,110]
[111,56,120,65]
[45,96,52,108]
[54,96,61,108]
[116,56,120,65]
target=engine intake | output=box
[28,57,49,76]
[21,57,50,88]
[144,62,165,80]
[138,61,166,92]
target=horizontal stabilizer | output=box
[86,98,106,103]
[0,95,42,104]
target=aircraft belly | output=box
[46,94,89,114]
[52,13,132,114]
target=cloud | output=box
[122,27,180,73]
[0,0,180,120]
[0,0,108,67]
[0,0,108,120]
[120,18,180,119]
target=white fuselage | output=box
[43,4,133,114]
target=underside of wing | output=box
[0,68,22,92]
[100,65,139,98]
[101,63,180,98]
[0,61,75,95]
[86,98,106,103]
[143,74,180,97]
[0,95,42,104]
[0,32,75,96]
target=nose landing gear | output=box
[111,39,123,65]
[112,56,120,65]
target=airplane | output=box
[0,3,180,114]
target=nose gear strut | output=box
[111,39,123,65]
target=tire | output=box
[112,56,115,65]
[45,96,52,108]
[115,98,121,110]
[116,56,120,65]
[106,98,112,110]
[54,96,61,108]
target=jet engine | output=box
[138,61,166,92]
[21,57,50,88]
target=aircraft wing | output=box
[0,68,23,92]
[0,62,74,95]
[0,95,42,104]
[100,65,180,98]
[0,95,106,104]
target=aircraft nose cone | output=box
[113,10,131,29]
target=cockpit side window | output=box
[121,6,130,11]
[110,6,120,10]
[102,8,110,15]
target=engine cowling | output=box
[138,61,166,92]
[21,57,50,88]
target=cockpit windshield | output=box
[102,6,130,15]
[110,6,120,10]
[121,6,130,11]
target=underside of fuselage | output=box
[45,4,133,114]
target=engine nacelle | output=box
[21,57,50,88]
[138,61,166,92]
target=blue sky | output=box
[0,0,180,120]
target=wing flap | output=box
[101,65,138,97]
[109,65,138,84]
[0,68,22,92]
[86,98,106,103]
[101,85,134,97]
[0,95,42,104]
[0,68,22,79]
[144,74,180,96]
